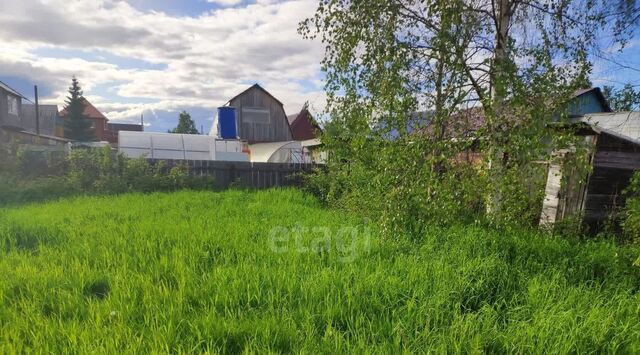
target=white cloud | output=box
[0,0,325,130]
[207,0,243,6]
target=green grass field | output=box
[1,189,639,353]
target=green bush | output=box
[621,171,640,242]
[0,146,215,206]
[0,175,78,206]
[67,147,215,194]
[306,132,490,240]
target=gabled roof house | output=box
[59,98,109,141]
[0,81,27,132]
[224,84,293,144]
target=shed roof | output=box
[13,129,71,142]
[580,112,640,145]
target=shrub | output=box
[0,146,215,206]
[67,147,215,194]
[621,171,640,242]
[0,175,78,206]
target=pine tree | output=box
[63,77,95,141]
[168,111,199,134]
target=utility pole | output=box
[34,85,40,135]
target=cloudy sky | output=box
[0,0,639,133]
[0,0,326,133]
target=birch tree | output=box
[301,0,639,230]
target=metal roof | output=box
[0,81,28,100]
[581,112,640,145]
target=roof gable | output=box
[569,87,612,115]
[227,83,284,107]
[289,108,321,140]
[60,98,107,120]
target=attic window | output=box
[243,107,270,123]
[7,96,18,116]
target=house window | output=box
[7,96,18,116]
[242,107,270,124]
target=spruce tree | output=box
[64,77,95,141]
[168,111,199,134]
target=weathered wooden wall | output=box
[583,133,640,227]
[229,86,293,143]
[152,159,317,189]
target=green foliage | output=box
[0,140,19,176]
[603,84,640,111]
[66,147,214,194]
[299,0,612,236]
[0,176,78,206]
[0,147,214,206]
[0,189,639,352]
[0,142,74,206]
[63,77,95,142]
[621,171,640,242]
[169,111,199,134]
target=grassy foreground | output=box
[1,189,639,353]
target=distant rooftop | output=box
[0,81,28,100]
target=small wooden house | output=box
[59,98,109,141]
[541,112,640,230]
[0,81,26,134]
[226,84,293,143]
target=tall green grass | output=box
[1,189,639,353]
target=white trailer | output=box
[118,131,249,162]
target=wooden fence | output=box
[151,159,320,189]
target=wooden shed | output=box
[540,112,640,230]
[226,84,293,144]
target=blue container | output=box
[218,106,237,139]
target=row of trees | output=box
[63,78,200,141]
[301,0,640,235]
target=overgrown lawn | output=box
[0,189,639,352]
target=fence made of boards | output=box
[152,159,319,189]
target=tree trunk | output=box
[486,0,513,216]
